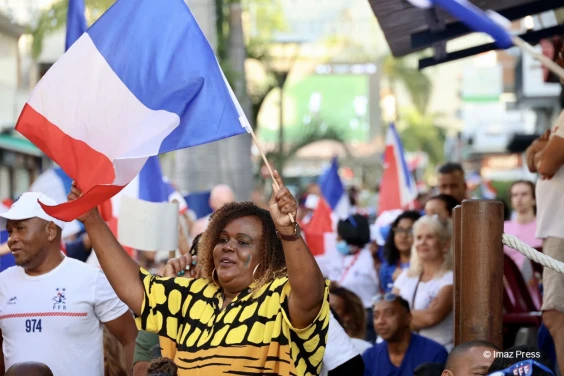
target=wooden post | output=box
[452,205,462,347]
[459,200,504,349]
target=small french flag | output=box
[378,124,417,214]
[303,158,350,256]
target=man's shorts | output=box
[541,237,564,312]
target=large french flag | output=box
[303,158,349,256]
[378,124,417,214]
[16,0,249,221]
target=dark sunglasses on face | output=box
[488,360,554,376]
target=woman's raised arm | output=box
[68,183,145,315]
[269,171,327,329]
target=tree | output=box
[31,0,115,59]
[263,122,350,181]
[380,54,432,115]
[398,107,446,169]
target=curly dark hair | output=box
[147,357,177,376]
[383,210,422,265]
[198,202,287,292]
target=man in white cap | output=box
[0,192,138,376]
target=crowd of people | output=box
[0,110,563,375]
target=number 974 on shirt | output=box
[25,319,42,333]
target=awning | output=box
[367,0,564,69]
[0,133,42,157]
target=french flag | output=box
[303,158,350,256]
[16,0,249,221]
[65,0,87,50]
[378,124,417,214]
[405,0,513,48]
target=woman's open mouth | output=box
[219,257,236,267]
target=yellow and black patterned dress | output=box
[135,268,330,375]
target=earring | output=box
[212,268,220,287]
[252,263,261,280]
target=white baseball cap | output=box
[0,192,66,230]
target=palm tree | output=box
[380,54,433,116]
[264,122,350,176]
[398,107,446,168]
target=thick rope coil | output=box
[502,233,564,274]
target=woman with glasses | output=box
[392,215,454,351]
[380,211,422,294]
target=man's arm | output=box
[535,135,564,179]
[104,312,139,376]
[526,130,550,173]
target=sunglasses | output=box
[488,360,554,376]
[372,293,399,305]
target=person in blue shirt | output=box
[363,293,448,376]
[380,211,421,293]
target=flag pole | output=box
[512,36,564,82]
[248,127,296,223]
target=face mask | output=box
[336,240,350,255]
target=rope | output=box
[502,233,564,274]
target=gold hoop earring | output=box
[252,263,261,280]
[212,268,220,287]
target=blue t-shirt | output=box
[362,333,448,376]
[380,261,410,293]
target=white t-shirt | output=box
[320,313,361,376]
[536,111,564,239]
[351,337,373,355]
[0,255,129,376]
[393,270,454,351]
[316,248,379,308]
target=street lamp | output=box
[268,35,305,173]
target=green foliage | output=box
[381,55,432,115]
[490,180,514,205]
[31,0,117,59]
[398,107,446,168]
[265,121,349,175]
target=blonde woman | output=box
[392,215,454,351]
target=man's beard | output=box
[15,250,41,268]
